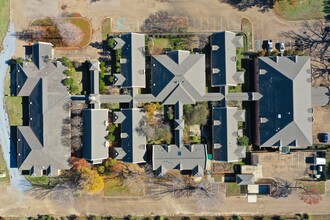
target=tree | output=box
[144,103,157,117]
[221,0,275,12]
[150,172,223,208]
[281,20,330,82]
[184,102,210,126]
[53,20,83,46]
[141,11,188,33]
[272,179,295,198]
[324,0,330,21]
[149,124,172,144]
[71,158,91,171]
[79,169,104,194]
[299,187,322,205]
[237,135,249,147]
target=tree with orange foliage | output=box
[144,103,157,117]
[299,187,322,205]
[79,169,104,194]
[70,157,91,171]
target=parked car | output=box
[276,42,285,53]
[313,157,326,165]
[317,165,323,172]
[262,40,273,52]
[319,133,329,143]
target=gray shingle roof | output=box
[31,42,53,69]
[15,55,71,176]
[82,109,109,164]
[114,108,146,163]
[236,174,255,185]
[211,31,244,86]
[258,56,313,147]
[151,50,206,105]
[152,144,207,176]
[212,107,246,162]
[116,33,146,88]
[89,60,100,94]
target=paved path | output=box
[0,23,31,192]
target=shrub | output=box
[63,78,74,86]
[64,69,73,77]
[237,135,249,147]
[107,123,116,132]
[97,165,105,174]
[15,57,24,64]
[109,75,115,84]
[60,56,73,68]
[104,158,117,168]
[107,38,116,48]
[106,133,115,142]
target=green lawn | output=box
[4,96,23,126]
[154,38,170,48]
[25,176,59,188]
[104,177,128,196]
[0,0,10,51]
[4,67,10,96]
[101,102,120,110]
[297,181,326,195]
[0,145,9,185]
[226,183,244,197]
[241,18,253,51]
[274,0,325,20]
[102,18,112,40]
[104,177,143,196]
[72,71,83,95]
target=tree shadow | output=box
[219,0,274,12]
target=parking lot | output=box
[252,151,316,183]
[110,16,242,33]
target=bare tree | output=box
[281,20,330,81]
[272,179,295,198]
[71,136,82,152]
[141,11,188,33]
[53,20,83,46]
[71,116,82,127]
[150,172,221,203]
[15,28,44,42]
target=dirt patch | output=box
[313,106,330,144]
[252,152,315,182]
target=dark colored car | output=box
[319,133,329,143]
